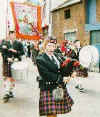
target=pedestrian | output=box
[61,40,68,56]
[0,31,24,102]
[73,40,86,92]
[36,37,74,117]
[32,41,39,64]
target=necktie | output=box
[51,56,57,65]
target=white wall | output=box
[51,0,66,10]
[42,0,66,26]
[42,0,66,36]
[0,0,7,39]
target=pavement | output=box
[0,60,100,117]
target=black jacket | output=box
[36,53,64,91]
[0,40,24,61]
[9,40,24,60]
[0,40,11,62]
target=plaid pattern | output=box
[39,88,74,116]
[76,70,88,78]
[3,61,12,77]
[3,61,8,77]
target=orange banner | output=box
[10,2,42,40]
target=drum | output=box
[11,61,28,80]
[79,45,99,68]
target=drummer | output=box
[1,30,24,100]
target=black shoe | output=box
[3,94,10,103]
[3,94,10,99]
[9,92,14,98]
[75,85,79,89]
[79,88,85,92]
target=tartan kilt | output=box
[3,60,12,77]
[3,61,8,77]
[76,68,88,78]
[39,88,74,116]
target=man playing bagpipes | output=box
[36,37,88,116]
[36,37,74,117]
[0,31,24,102]
[54,51,80,78]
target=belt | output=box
[45,81,57,85]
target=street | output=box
[0,65,100,117]
[0,0,100,117]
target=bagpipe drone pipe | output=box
[60,58,88,78]
[54,51,88,78]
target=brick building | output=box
[51,0,100,46]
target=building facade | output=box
[51,0,100,46]
[42,0,66,38]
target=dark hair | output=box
[73,40,80,44]
[49,36,57,44]
[9,31,15,35]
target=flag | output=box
[10,2,42,40]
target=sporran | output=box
[53,87,64,101]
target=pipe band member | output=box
[36,37,74,117]
[1,31,24,99]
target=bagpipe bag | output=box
[59,57,88,78]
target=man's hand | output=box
[8,58,13,62]
[61,58,71,67]
[9,49,17,53]
[63,76,71,83]
[2,45,7,49]
[71,71,77,78]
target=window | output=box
[86,0,96,24]
[64,32,76,42]
[64,9,71,19]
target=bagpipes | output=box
[60,57,88,78]
[1,45,16,59]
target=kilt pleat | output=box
[3,61,8,77]
[3,61,12,77]
[39,88,74,116]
